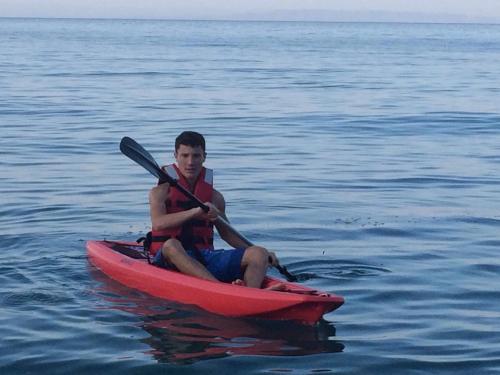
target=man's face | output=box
[175,144,205,181]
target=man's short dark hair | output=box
[175,131,206,152]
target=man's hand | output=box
[195,202,220,222]
[268,251,280,267]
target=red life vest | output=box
[149,164,214,256]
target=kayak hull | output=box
[86,240,344,324]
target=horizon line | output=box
[1,15,500,26]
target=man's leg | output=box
[162,239,217,282]
[241,246,269,288]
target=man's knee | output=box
[244,246,269,267]
[162,238,184,260]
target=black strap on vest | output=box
[136,232,153,264]
[165,199,200,210]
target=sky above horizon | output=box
[2,0,500,22]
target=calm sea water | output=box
[1,18,500,374]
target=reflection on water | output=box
[143,311,343,364]
[90,269,344,364]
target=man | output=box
[148,131,279,288]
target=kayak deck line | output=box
[86,240,344,324]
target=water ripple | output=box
[286,260,391,282]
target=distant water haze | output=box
[233,9,500,24]
[1,0,500,23]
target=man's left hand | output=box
[268,251,279,267]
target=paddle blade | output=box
[119,137,169,182]
[120,136,158,166]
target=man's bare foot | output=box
[232,279,287,291]
[264,282,287,291]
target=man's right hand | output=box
[194,202,220,222]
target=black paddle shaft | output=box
[119,136,298,282]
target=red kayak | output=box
[86,240,344,324]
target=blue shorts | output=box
[152,248,246,283]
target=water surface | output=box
[1,18,500,374]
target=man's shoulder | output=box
[212,188,224,199]
[212,188,225,208]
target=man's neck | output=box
[186,178,196,191]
